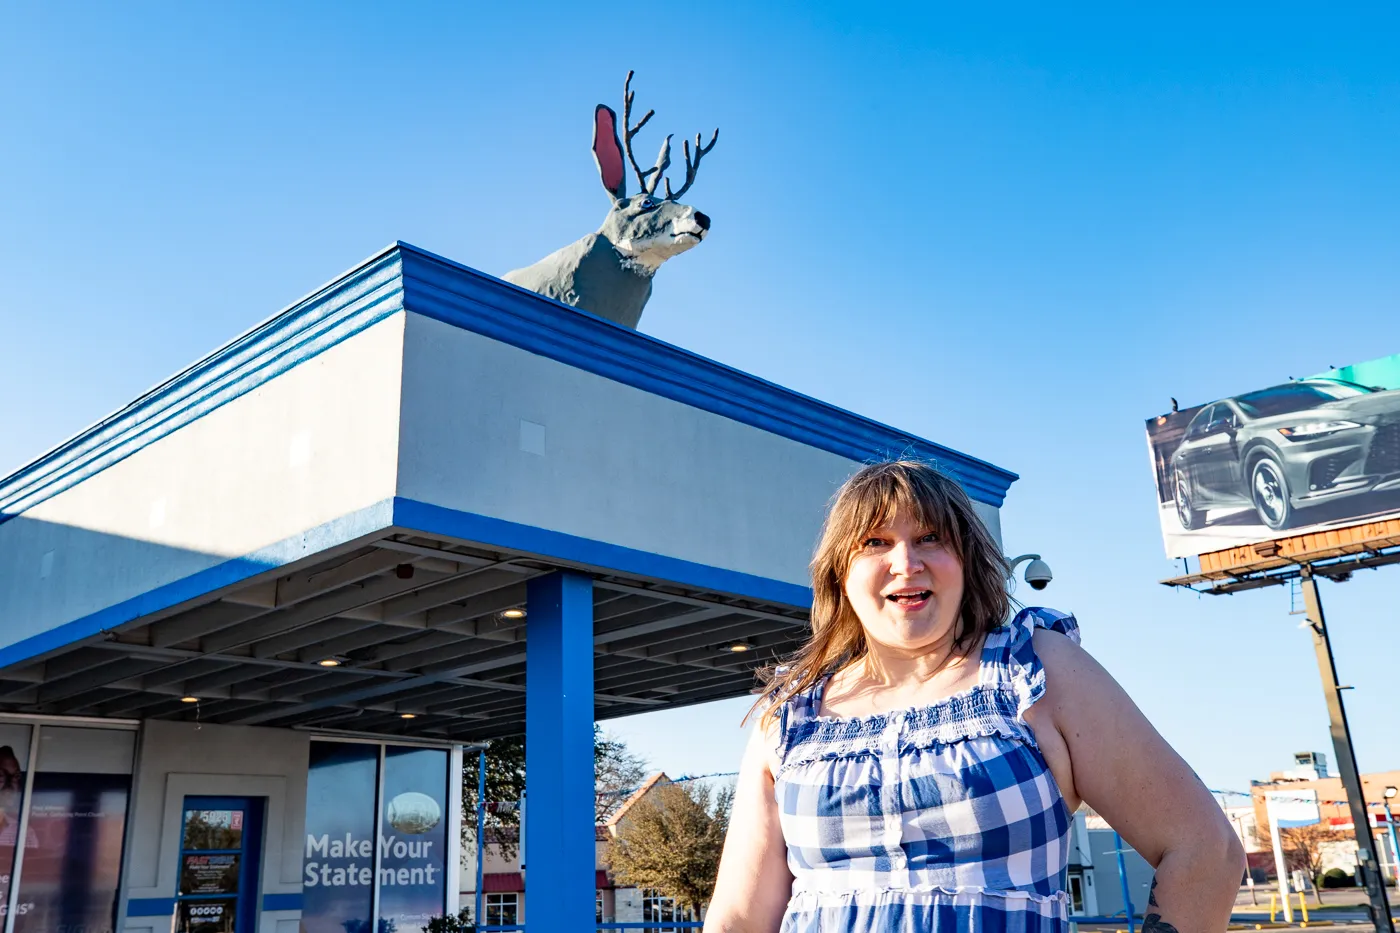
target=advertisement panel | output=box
[11,772,132,933]
[0,727,32,914]
[378,747,448,933]
[1146,353,1400,558]
[303,742,449,933]
[303,743,378,933]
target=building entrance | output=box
[174,797,265,933]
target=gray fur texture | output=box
[504,73,716,329]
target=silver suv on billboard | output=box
[1171,379,1400,531]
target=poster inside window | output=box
[303,742,449,933]
[12,726,135,933]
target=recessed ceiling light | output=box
[317,658,343,667]
[502,608,526,619]
[400,713,417,720]
[180,696,199,703]
[727,642,753,653]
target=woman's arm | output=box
[703,721,794,933]
[1026,629,1245,933]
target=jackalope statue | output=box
[503,72,717,329]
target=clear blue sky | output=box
[3,3,1399,796]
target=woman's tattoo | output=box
[1142,878,1180,933]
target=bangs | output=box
[757,458,1010,729]
[837,464,964,561]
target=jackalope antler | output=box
[660,128,716,200]
[622,70,717,201]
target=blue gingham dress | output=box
[773,607,1078,933]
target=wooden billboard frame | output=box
[1165,516,1400,585]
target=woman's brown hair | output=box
[754,459,1011,727]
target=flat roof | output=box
[0,243,1019,740]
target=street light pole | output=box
[1231,812,1258,905]
[1384,788,1400,890]
[1299,570,1395,933]
[475,747,487,928]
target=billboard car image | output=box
[1147,373,1400,558]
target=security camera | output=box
[1024,559,1053,591]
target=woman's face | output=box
[843,510,965,655]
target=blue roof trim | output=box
[393,497,813,609]
[0,248,407,524]
[0,242,1016,523]
[0,499,395,672]
[396,244,1018,506]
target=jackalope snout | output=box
[503,71,718,329]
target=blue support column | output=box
[525,571,595,932]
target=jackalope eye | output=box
[637,198,659,212]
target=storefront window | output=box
[0,724,32,915]
[303,742,378,933]
[302,741,452,933]
[12,725,135,933]
[379,746,448,933]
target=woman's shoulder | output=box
[982,606,1084,719]
[983,606,1079,670]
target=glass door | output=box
[174,797,264,933]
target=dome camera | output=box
[1024,559,1053,591]
[1006,554,1053,592]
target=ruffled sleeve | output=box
[998,606,1080,722]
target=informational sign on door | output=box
[180,853,240,894]
[303,742,449,933]
[176,900,236,933]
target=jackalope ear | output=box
[593,104,627,202]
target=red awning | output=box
[483,872,524,892]
[480,870,612,892]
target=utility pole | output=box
[1299,569,1394,932]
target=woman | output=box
[705,461,1243,933]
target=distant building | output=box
[1249,759,1400,883]
[1075,806,1155,918]
[1273,751,1330,782]
[1223,804,1264,854]
[461,772,699,928]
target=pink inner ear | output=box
[594,107,625,194]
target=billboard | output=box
[1146,353,1400,558]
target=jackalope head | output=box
[502,72,718,329]
[593,71,717,271]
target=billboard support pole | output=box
[1300,568,1395,932]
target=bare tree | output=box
[595,724,649,823]
[461,727,648,857]
[1258,817,1346,905]
[605,779,733,915]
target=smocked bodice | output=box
[772,607,1078,933]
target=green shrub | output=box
[425,909,475,933]
[1321,868,1353,888]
